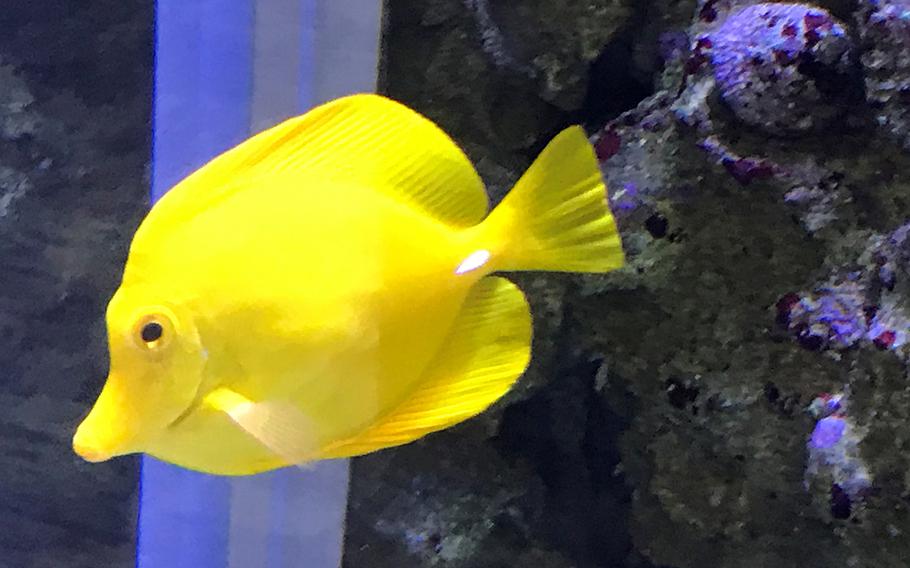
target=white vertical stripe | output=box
[250,0,303,132]
[227,475,273,568]
[311,1,384,103]
[226,1,382,567]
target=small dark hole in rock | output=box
[830,484,852,519]
[764,382,780,403]
[666,377,699,409]
[645,213,668,238]
[581,31,655,126]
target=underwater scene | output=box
[5,0,910,567]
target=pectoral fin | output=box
[204,387,318,468]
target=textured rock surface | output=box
[706,3,857,135]
[0,2,150,567]
[857,0,910,150]
[345,1,910,567]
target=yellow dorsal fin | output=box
[317,276,532,459]
[147,94,489,229]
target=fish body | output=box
[136,183,481,473]
[73,94,624,475]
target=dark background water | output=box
[0,2,150,566]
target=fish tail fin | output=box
[481,126,625,273]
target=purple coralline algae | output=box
[774,220,910,355]
[775,279,870,351]
[810,415,846,448]
[699,135,780,185]
[857,0,910,150]
[609,181,641,215]
[704,3,857,134]
[807,391,844,420]
[881,220,910,277]
[805,392,873,520]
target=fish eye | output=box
[132,312,174,351]
[141,322,164,343]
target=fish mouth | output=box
[72,385,134,462]
[72,426,114,463]
[72,402,194,462]
[73,442,111,463]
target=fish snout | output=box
[72,423,141,463]
[72,428,113,463]
[73,373,142,463]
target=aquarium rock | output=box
[705,3,858,135]
[350,2,910,567]
[857,0,910,150]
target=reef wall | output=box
[345,1,910,567]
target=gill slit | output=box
[167,345,212,428]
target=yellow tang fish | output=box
[72,94,624,475]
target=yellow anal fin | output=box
[319,276,532,459]
[145,94,489,232]
[204,387,318,468]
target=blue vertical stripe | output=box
[143,1,376,566]
[297,0,317,109]
[151,0,254,200]
[140,1,254,567]
[267,470,289,567]
[138,460,234,568]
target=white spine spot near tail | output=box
[456,250,491,274]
